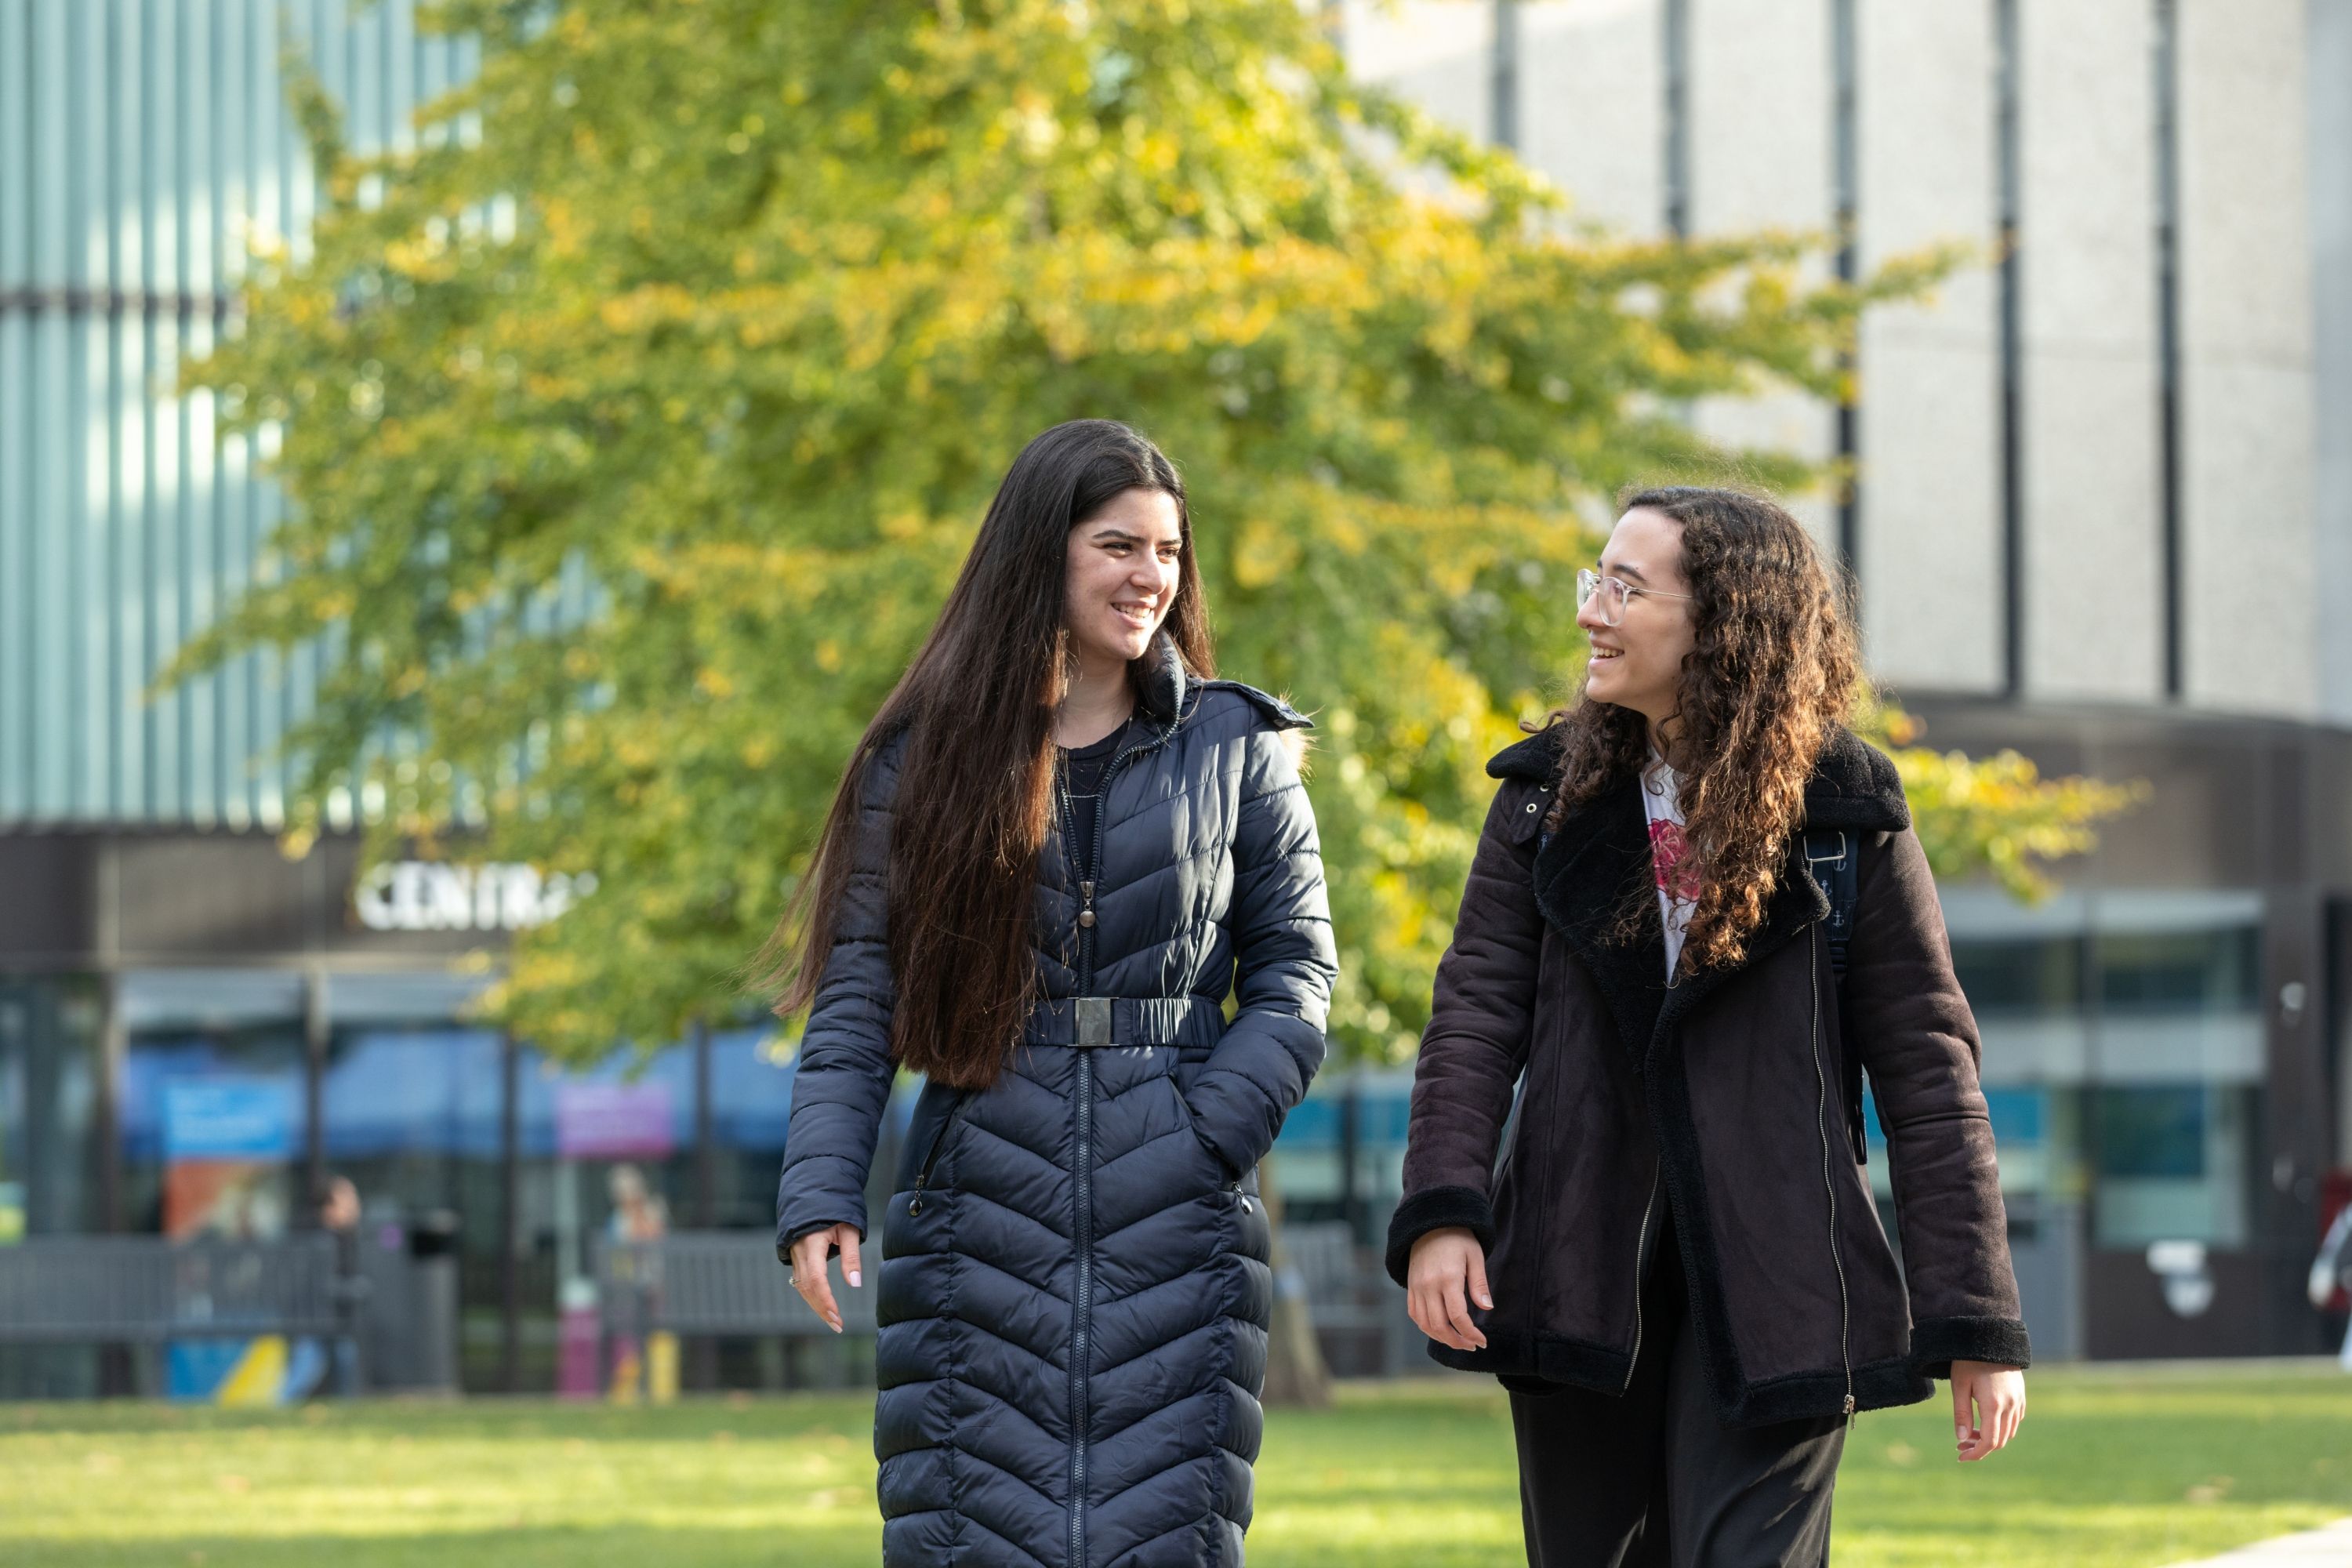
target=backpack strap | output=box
[1803,828,1870,1165]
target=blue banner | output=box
[162,1079,300,1162]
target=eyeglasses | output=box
[1577,568,1692,628]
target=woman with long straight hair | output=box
[1390,487,2028,1566]
[770,419,1338,1568]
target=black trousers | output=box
[1507,1213,1846,1568]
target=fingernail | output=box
[848,1270,862,1287]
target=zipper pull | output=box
[1079,880,1096,928]
[1842,1393,1857,1419]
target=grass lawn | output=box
[0,1366,2347,1566]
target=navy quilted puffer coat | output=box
[776,637,1338,1568]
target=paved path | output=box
[2165,1519,2352,1566]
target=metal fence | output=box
[599,1231,877,1341]
[0,1232,343,1341]
[1280,1220,1420,1379]
[597,1224,1421,1392]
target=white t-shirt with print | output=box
[1640,755,1699,981]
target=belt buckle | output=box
[1076,996,1113,1047]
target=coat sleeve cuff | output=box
[1907,1316,2033,1378]
[775,1216,868,1265]
[1384,1185,1496,1288]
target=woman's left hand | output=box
[1951,1361,2026,1461]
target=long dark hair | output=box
[754,420,1215,1087]
[1540,485,1860,971]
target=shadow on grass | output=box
[0,1394,879,1446]
[6,1524,882,1568]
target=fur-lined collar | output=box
[1486,723,1909,833]
[1133,631,1192,724]
[1486,723,1908,1065]
[1132,630,1312,732]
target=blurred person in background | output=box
[605,1163,668,1244]
[2310,1199,2352,1371]
[771,419,1337,1568]
[1392,487,2029,1567]
[320,1174,365,1396]
[604,1163,670,1399]
[319,1173,361,1236]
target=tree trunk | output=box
[1255,1153,1333,1409]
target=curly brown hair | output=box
[1539,485,1861,972]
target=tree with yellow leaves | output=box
[176,0,2125,1072]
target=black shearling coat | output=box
[1385,725,2030,1427]
[777,636,1338,1567]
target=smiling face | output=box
[1578,506,1699,742]
[1063,486,1184,671]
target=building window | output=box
[0,978,101,1240]
[1944,891,2265,1254]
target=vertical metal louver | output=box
[0,0,475,829]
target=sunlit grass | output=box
[0,1367,2346,1566]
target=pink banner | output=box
[554,1082,673,1159]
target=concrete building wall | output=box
[1348,0,2339,730]
[1339,0,1494,144]
[1518,0,1665,235]
[2318,0,2352,729]
[2016,0,2166,705]
[1684,0,1839,553]
[2175,0,2317,717]
[1852,0,2002,695]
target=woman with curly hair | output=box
[1388,487,2027,1566]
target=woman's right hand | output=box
[1406,1226,1493,1351]
[786,1223,862,1334]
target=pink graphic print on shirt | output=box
[1648,818,1700,902]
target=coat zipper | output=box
[1058,715,1159,1568]
[1069,1044,1095,1568]
[1808,924,1858,1421]
[1621,1167,1661,1393]
[906,1095,967,1218]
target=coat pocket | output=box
[1165,1076,1243,1192]
[895,1082,971,1198]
